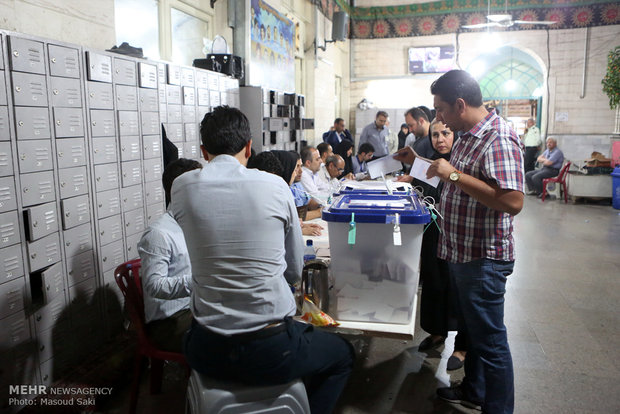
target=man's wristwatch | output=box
[449,170,462,183]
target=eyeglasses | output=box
[337,168,345,173]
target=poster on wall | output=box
[250,0,295,92]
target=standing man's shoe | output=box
[447,355,464,371]
[437,384,482,411]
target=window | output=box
[170,8,209,66]
[115,0,160,59]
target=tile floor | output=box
[103,196,620,414]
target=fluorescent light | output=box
[468,60,486,79]
[504,79,518,92]
[532,87,543,97]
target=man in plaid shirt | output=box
[395,70,524,413]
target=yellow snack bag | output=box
[300,296,339,327]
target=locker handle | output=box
[15,86,21,92]
[53,89,59,95]
[40,345,45,351]
[51,57,57,63]
[102,257,107,262]
[31,253,36,259]
[33,221,38,227]
[13,50,19,57]
[89,92,95,97]
[36,315,42,321]
[18,121,24,126]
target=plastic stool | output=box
[185,370,310,414]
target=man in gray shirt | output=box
[171,106,354,414]
[359,110,389,157]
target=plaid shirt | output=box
[438,111,524,263]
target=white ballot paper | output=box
[411,157,441,188]
[366,156,403,179]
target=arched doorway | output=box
[466,46,545,136]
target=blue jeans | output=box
[449,259,514,414]
[184,317,354,414]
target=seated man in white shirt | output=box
[318,154,351,193]
[172,106,354,414]
[300,146,330,202]
[137,158,203,352]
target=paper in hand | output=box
[366,156,403,179]
[411,157,440,187]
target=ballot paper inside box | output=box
[322,194,430,325]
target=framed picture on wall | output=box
[249,0,295,92]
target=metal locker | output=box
[33,294,66,333]
[20,171,56,207]
[142,135,161,159]
[0,277,25,320]
[121,160,142,187]
[36,326,58,364]
[124,208,145,236]
[0,142,14,175]
[0,244,24,285]
[158,86,166,104]
[40,262,64,303]
[167,104,182,123]
[27,231,61,272]
[165,123,183,142]
[60,194,90,229]
[218,76,227,92]
[208,73,219,91]
[98,215,122,246]
[91,136,118,164]
[182,86,195,105]
[118,111,139,136]
[220,93,228,106]
[119,135,141,162]
[100,239,125,273]
[120,184,143,211]
[50,77,82,107]
[0,310,29,348]
[0,176,17,213]
[10,72,48,106]
[181,67,195,87]
[143,158,162,182]
[166,84,182,104]
[210,91,221,107]
[197,88,210,106]
[115,84,138,110]
[157,62,166,85]
[0,106,9,141]
[93,163,119,192]
[87,81,114,109]
[68,276,97,306]
[139,88,158,111]
[47,44,80,78]
[17,140,53,173]
[184,142,199,159]
[14,106,51,140]
[0,71,6,105]
[146,202,165,225]
[195,70,209,89]
[25,201,59,241]
[90,109,115,137]
[55,137,86,169]
[8,37,46,74]
[184,123,197,142]
[159,104,167,124]
[63,222,92,258]
[141,111,159,135]
[176,145,184,159]
[53,107,84,137]
[95,188,121,218]
[167,64,181,85]
[139,62,158,89]
[0,210,20,249]
[58,166,88,199]
[125,232,141,259]
[86,51,112,83]
[39,353,53,386]
[182,105,196,123]
[144,181,164,205]
[66,249,95,286]
[113,57,137,86]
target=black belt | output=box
[193,319,288,343]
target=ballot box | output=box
[322,193,429,337]
[334,179,413,196]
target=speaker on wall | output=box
[331,12,349,41]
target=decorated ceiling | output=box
[316,0,620,38]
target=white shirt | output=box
[523,126,542,147]
[301,166,330,202]
[170,155,303,335]
[138,211,192,323]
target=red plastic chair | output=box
[114,259,188,414]
[542,161,571,203]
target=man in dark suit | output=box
[322,118,353,148]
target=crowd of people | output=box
[135,69,573,414]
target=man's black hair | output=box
[404,107,429,122]
[163,158,203,207]
[317,142,331,157]
[199,106,251,156]
[247,151,283,177]
[300,146,315,165]
[430,69,483,107]
[376,110,388,119]
[417,106,434,122]
[358,143,375,155]
[334,117,344,124]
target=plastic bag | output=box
[300,296,339,327]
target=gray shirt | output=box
[170,155,304,335]
[138,211,192,323]
[359,122,389,157]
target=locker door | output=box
[63,223,93,258]
[116,84,138,111]
[60,194,90,229]
[0,278,25,319]
[121,160,142,187]
[50,77,82,107]
[100,239,125,273]
[97,215,122,246]
[119,135,141,162]
[66,250,95,286]
[86,51,112,83]
[20,171,56,207]
[141,111,159,135]
[10,72,48,106]
[113,58,137,86]
[120,184,143,212]
[58,166,88,199]
[55,137,86,168]
[95,188,121,218]
[93,163,119,192]
[0,244,24,285]
[53,107,84,138]
[14,107,51,140]
[90,109,115,137]
[27,232,61,272]
[0,142,13,175]
[87,81,114,109]
[25,201,59,241]
[91,137,117,164]
[40,262,64,303]
[8,37,46,74]
[17,140,53,173]
[0,107,9,141]
[0,176,18,213]
[118,111,139,136]
[142,135,161,160]
[138,62,158,89]
[47,44,80,78]
[167,64,181,85]
[138,88,158,112]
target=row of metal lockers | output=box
[0,29,244,407]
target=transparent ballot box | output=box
[322,193,430,337]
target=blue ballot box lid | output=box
[334,180,412,196]
[322,194,430,224]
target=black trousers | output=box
[184,318,355,414]
[524,146,539,173]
